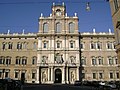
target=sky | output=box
[0,0,114,34]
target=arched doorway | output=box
[54,69,62,83]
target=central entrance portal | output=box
[55,69,62,83]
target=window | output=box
[98,57,103,65]
[16,57,21,65]
[70,42,74,48]
[92,57,97,65]
[15,72,19,78]
[32,73,36,79]
[32,57,37,65]
[6,57,11,65]
[108,57,113,65]
[99,73,103,79]
[110,73,113,79]
[81,56,86,65]
[17,42,22,49]
[8,42,12,49]
[33,42,37,49]
[116,73,119,79]
[82,73,85,79]
[91,42,96,49]
[43,23,49,33]
[0,57,2,64]
[5,72,9,78]
[22,57,27,65]
[2,42,6,50]
[43,42,47,48]
[114,0,119,11]
[57,42,60,48]
[56,22,61,33]
[107,42,112,49]
[80,43,83,49]
[69,22,75,33]
[97,42,102,49]
[23,42,27,49]
[93,73,96,79]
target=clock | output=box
[56,10,61,16]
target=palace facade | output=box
[109,0,120,70]
[0,3,119,84]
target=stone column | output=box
[48,68,50,82]
[38,37,42,49]
[51,67,54,83]
[36,67,39,83]
[62,67,65,84]
[77,67,79,80]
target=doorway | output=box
[55,69,62,83]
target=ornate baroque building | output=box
[0,3,119,84]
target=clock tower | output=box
[52,2,66,18]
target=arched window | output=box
[98,56,103,65]
[108,56,113,65]
[69,22,75,33]
[22,56,27,65]
[6,56,11,65]
[16,56,21,65]
[56,22,61,33]
[8,42,13,49]
[43,23,49,33]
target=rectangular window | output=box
[98,59,103,65]
[5,72,9,78]
[82,73,85,79]
[107,42,112,49]
[80,43,83,49]
[92,59,97,65]
[93,73,96,79]
[114,0,119,11]
[116,73,119,79]
[97,42,102,49]
[91,43,96,49]
[110,73,113,79]
[109,58,113,65]
[99,73,103,79]
[22,59,27,65]
[32,73,36,79]
[43,43,47,48]
[70,43,73,48]
[8,43,12,49]
[57,43,60,48]
[16,59,20,65]
[2,43,6,50]
[15,72,19,78]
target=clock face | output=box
[56,11,61,16]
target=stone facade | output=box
[109,0,120,70]
[0,3,119,84]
